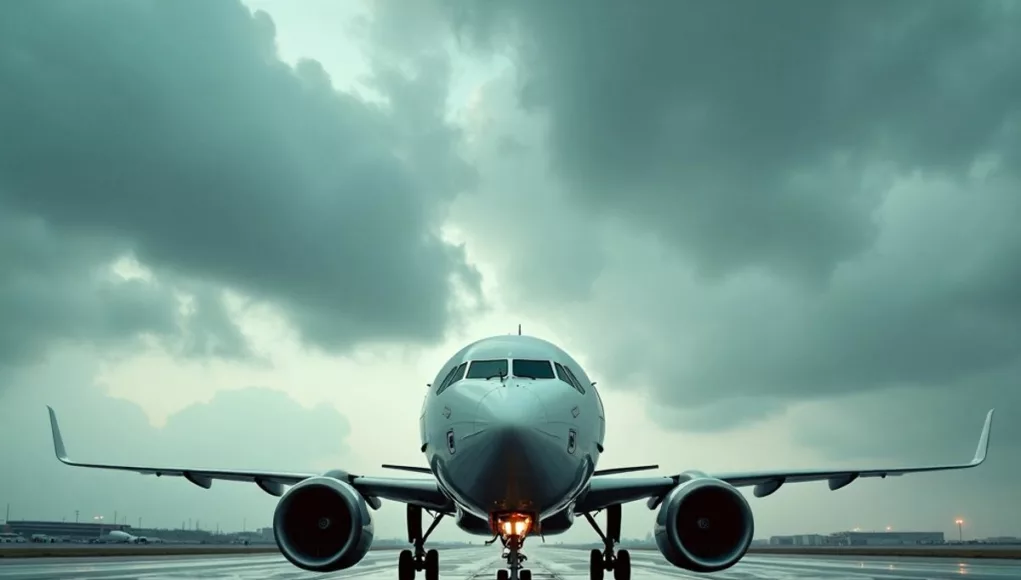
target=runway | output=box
[2,545,1019,579]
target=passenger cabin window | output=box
[466,359,509,380]
[436,362,467,394]
[554,362,586,394]
[512,359,556,379]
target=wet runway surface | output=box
[2,545,1018,579]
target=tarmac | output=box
[2,545,1019,579]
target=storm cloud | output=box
[0,0,480,370]
[432,0,1021,464]
[443,0,1021,280]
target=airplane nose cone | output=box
[474,385,548,433]
[467,386,570,514]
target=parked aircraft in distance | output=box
[98,530,153,544]
[47,334,995,579]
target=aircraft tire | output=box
[425,549,439,580]
[612,550,630,580]
[589,549,604,580]
[399,549,416,580]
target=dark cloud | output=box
[0,209,252,366]
[0,0,479,370]
[563,172,1021,436]
[428,0,1021,477]
[439,0,1021,282]
[0,353,350,530]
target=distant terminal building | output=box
[5,520,130,540]
[768,534,827,546]
[984,536,1021,544]
[769,531,944,546]
[829,531,944,546]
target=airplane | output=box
[45,334,995,580]
[98,530,149,544]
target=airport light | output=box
[955,518,964,542]
[885,526,892,532]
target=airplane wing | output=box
[46,406,453,512]
[593,464,660,476]
[576,408,994,513]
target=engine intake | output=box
[654,477,754,573]
[273,476,374,572]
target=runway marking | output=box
[531,557,567,580]
[463,559,503,580]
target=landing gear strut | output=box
[583,505,630,580]
[399,505,444,580]
[496,535,531,580]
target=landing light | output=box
[497,513,533,538]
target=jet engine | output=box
[653,477,754,573]
[273,476,374,572]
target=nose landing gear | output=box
[583,505,631,580]
[398,505,444,580]
[487,512,534,580]
[490,535,530,580]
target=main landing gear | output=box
[583,505,630,580]
[399,505,445,580]
[486,513,534,580]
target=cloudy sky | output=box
[1,0,1018,543]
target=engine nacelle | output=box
[653,477,754,573]
[273,476,374,572]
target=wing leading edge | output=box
[46,406,453,512]
[577,408,995,513]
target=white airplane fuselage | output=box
[102,530,143,543]
[420,335,605,529]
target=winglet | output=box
[46,405,71,464]
[971,409,995,466]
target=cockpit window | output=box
[437,366,458,389]
[466,359,509,380]
[436,362,467,394]
[554,362,586,394]
[512,359,555,379]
